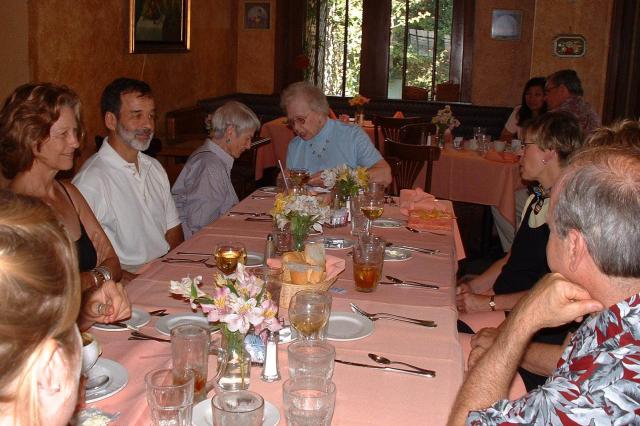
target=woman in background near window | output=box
[0,83,130,329]
[0,191,83,426]
[501,77,547,141]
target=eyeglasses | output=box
[285,111,313,128]
[523,142,537,148]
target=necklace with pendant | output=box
[310,139,330,160]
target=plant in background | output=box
[271,194,329,251]
[348,94,370,108]
[321,164,369,199]
[431,104,460,139]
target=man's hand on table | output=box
[81,280,132,329]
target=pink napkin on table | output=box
[399,188,437,216]
[392,111,405,118]
[328,108,337,119]
[484,151,519,163]
[267,255,346,280]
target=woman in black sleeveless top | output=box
[0,83,130,329]
[456,112,584,389]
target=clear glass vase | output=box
[218,326,251,391]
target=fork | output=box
[350,303,437,327]
[129,331,170,343]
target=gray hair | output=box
[553,147,640,278]
[547,69,584,96]
[280,81,329,115]
[207,101,260,140]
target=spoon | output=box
[368,353,435,376]
[85,374,109,390]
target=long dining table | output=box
[259,117,524,226]
[92,189,465,425]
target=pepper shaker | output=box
[264,234,276,261]
[260,330,281,382]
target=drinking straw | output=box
[278,159,290,192]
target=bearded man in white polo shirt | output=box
[74,78,183,274]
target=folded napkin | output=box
[267,255,346,281]
[407,209,453,231]
[484,151,519,163]
[392,111,405,118]
[399,188,437,216]
[328,108,337,119]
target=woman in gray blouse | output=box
[172,101,260,238]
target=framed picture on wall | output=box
[553,35,586,58]
[491,9,522,40]
[244,2,270,30]
[129,0,191,53]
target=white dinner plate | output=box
[308,185,331,193]
[85,358,128,403]
[384,247,413,262]
[258,186,279,194]
[323,237,354,250]
[192,398,280,426]
[245,251,264,267]
[326,312,374,341]
[373,218,404,228]
[155,312,209,336]
[92,307,151,332]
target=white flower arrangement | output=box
[270,193,330,233]
[431,105,461,135]
[320,164,369,197]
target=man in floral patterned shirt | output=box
[545,69,601,135]
[449,146,640,425]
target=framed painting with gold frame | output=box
[129,0,190,53]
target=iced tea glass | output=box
[352,235,385,293]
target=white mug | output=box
[511,139,522,152]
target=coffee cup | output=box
[511,139,522,152]
[81,332,101,373]
[493,140,506,152]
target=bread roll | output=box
[282,250,326,285]
[304,242,326,269]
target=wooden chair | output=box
[402,85,430,101]
[435,82,460,102]
[371,116,427,153]
[384,138,441,195]
[399,122,437,145]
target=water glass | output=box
[288,340,335,381]
[511,139,522,152]
[288,290,332,341]
[171,325,228,402]
[473,126,485,141]
[273,224,292,254]
[212,390,264,426]
[249,266,284,309]
[352,235,385,293]
[453,136,463,150]
[349,197,368,237]
[145,368,195,426]
[283,376,336,426]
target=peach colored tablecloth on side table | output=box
[258,118,524,225]
[93,191,464,425]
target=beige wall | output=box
[29,0,238,163]
[236,0,276,94]
[530,0,613,116]
[0,1,30,102]
[471,0,536,107]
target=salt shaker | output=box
[264,234,276,261]
[260,330,281,382]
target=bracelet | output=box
[489,295,496,311]
[94,266,112,282]
[90,266,112,290]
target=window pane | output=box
[405,0,435,93]
[388,0,407,99]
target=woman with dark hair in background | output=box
[501,77,548,141]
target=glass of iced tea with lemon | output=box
[353,235,385,293]
[214,242,246,276]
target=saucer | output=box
[384,247,412,261]
[258,186,279,194]
[92,307,151,332]
[326,312,374,341]
[244,251,264,267]
[85,358,128,403]
[323,237,354,250]
[155,312,210,336]
[192,399,280,426]
[373,218,404,228]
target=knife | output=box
[111,321,140,332]
[395,244,441,254]
[379,282,440,290]
[335,359,435,378]
[244,217,273,222]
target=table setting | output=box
[87,167,464,425]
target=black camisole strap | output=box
[58,182,98,272]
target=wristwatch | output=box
[489,295,496,311]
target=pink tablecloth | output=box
[258,118,524,226]
[93,192,464,424]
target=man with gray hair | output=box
[448,146,640,425]
[74,78,184,274]
[281,81,392,185]
[545,69,601,135]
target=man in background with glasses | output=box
[545,69,600,135]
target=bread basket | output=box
[279,276,339,310]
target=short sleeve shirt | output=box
[73,139,181,270]
[286,119,383,174]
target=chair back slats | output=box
[384,138,441,194]
[398,122,437,145]
[372,116,427,152]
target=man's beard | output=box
[117,122,153,151]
